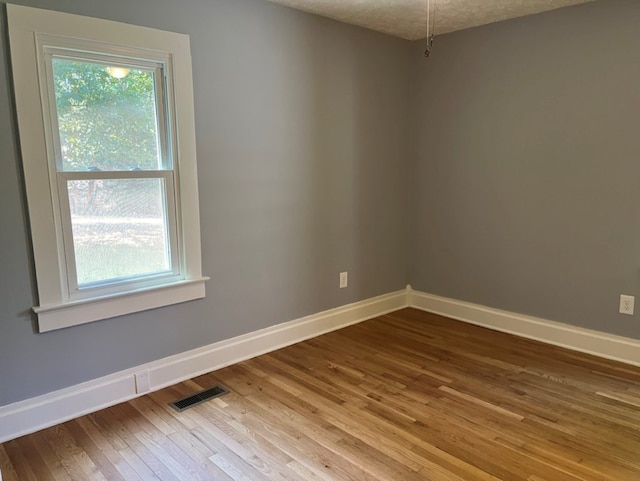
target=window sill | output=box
[34,277,209,332]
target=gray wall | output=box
[409,0,640,339]
[0,0,411,405]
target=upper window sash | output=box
[40,43,174,173]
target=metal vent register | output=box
[169,384,230,412]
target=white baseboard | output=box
[4,286,639,444]
[0,289,408,443]
[408,287,640,368]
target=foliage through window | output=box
[50,56,176,290]
[53,59,160,172]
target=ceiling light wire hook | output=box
[424,0,436,57]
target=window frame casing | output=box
[8,4,207,332]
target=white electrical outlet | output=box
[339,271,348,288]
[619,294,634,315]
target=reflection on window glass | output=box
[52,58,161,172]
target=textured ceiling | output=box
[265,0,598,40]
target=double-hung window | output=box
[8,5,207,332]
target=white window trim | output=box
[8,4,208,332]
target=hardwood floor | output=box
[2,308,640,480]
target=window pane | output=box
[52,58,162,171]
[68,178,171,286]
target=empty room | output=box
[1,0,639,479]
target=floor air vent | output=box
[169,384,230,412]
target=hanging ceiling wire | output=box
[424,0,436,57]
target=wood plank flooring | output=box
[2,308,640,480]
